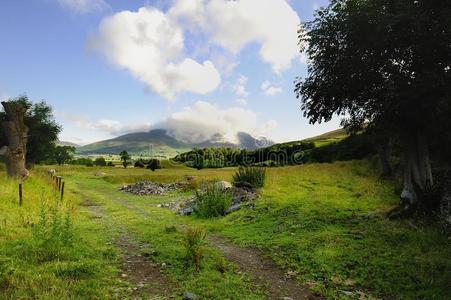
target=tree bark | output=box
[0,101,29,179]
[400,133,433,208]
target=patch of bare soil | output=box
[76,189,176,299]
[210,236,322,300]
[113,234,177,299]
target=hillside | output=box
[76,129,273,156]
[57,141,80,148]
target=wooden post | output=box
[19,183,23,206]
[61,182,65,201]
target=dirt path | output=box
[210,236,321,300]
[77,190,177,299]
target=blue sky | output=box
[0,0,339,145]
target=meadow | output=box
[0,161,450,299]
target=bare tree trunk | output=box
[0,101,29,179]
[400,133,433,209]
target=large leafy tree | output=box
[0,96,61,167]
[295,0,451,210]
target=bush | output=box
[194,183,233,218]
[183,226,207,272]
[107,161,114,167]
[232,166,266,189]
[94,157,106,166]
[147,159,161,171]
[134,159,146,168]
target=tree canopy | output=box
[296,0,451,209]
[0,96,61,166]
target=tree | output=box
[147,159,161,171]
[0,101,29,178]
[119,150,131,168]
[53,146,75,165]
[295,0,451,211]
[0,96,61,167]
[94,157,107,166]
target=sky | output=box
[0,0,339,145]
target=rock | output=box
[225,203,241,215]
[182,292,197,300]
[282,297,293,300]
[214,180,233,189]
[178,206,194,216]
[341,291,354,296]
[120,181,185,196]
[95,172,106,177]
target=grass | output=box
[0,160,450,299]
[194,183,233,218]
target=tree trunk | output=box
[400,133,433,209]
[0,101,29,179]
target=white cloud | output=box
[57,111,151,136]
[236,98,248,106]
[157,100,276,143]
[90,7,221,100]
[261,80,283,96]
[233,75,249,97]
[57,0,109,13]
[170,0,302,73]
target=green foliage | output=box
[194,183,233,218]
[69,157,94,167]
[232,166,266,189]
[93,157,106,167]
[49,146,76,165]
[134,159,146,168]
[34,204,74,247]
[0,96,61,166]
[175,142,316,168]
[147,159,161,171]
[183,226,207,272]
[119,150,131,168]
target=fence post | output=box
[19,183,23,206]
[61,182,65,201]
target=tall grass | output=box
[183,226,207,272]
[194,183,233,218]
[232,166,266,189]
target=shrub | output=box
[107,161,115,167]
[194,183,233,218]
[183,226,207,272]
[134,159,146,168]
[94,157,106,166]
[232,166,266,189]
[147,159,161,171]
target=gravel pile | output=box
[120,181,185,196]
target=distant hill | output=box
[57,141,80,148]
[304,128,348,146]
[76,129,274,157]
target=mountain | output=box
[57,141,80,148]
[76,129,274,157]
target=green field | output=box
[0,161,449,299]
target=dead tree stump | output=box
[0,101,29,179]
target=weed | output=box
[183,226,207,272]
[34,204,74,247]
[232,166,266,189]
[194,183,233,218]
